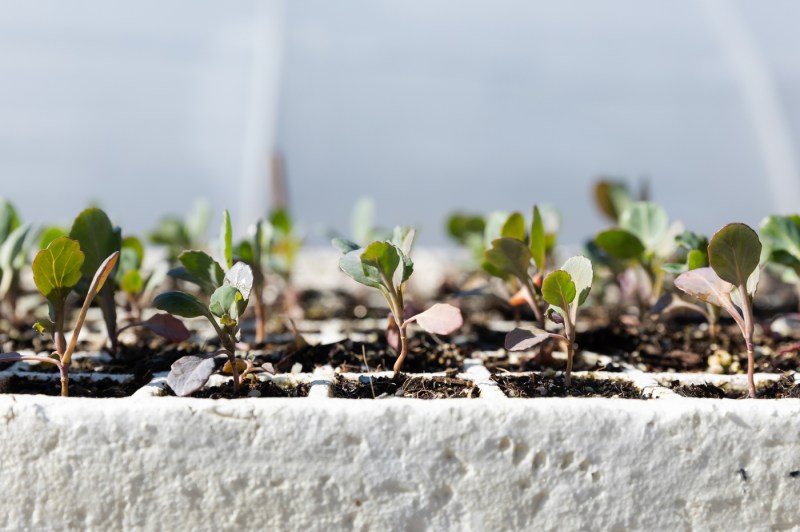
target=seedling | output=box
[505,256,593,387]
[446,212,486,264]
[594,201,681,305]
[0,198,33,323]
[0,238,119,396]
[333,228,463,372]
[483,206,550,324]
[156,209,258,396]
[674,223,761,397]
[115,236,189,344]
[654,231,720,338]
[760,214,800,308]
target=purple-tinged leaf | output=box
[139,313,190,343]
[0,352,22,362]
[504,328,552,351]
[409,303,463,335]
[674,267,734,308]
[166,355,216,397]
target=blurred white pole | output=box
[240,0,286,233]
[700,0,800,213]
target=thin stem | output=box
[392,322,409,373]
[563,316,576,388]
[60,363,69,397]
[221,333,240,393]
[737,283,756,398]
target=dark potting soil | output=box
[670,375,800,399]
[167,378,309,399]
[578,316,795,373]
[333,372,478,399]
[1,375,140,397]
[275,336,466,373]
[493,373,644,399]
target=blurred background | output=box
[2,0,800,245]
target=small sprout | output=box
[0,237,119,396]
[654,231,719,338]
[156,210,255,396]
[446,212,486,264]
[505,256,593,387]
[595,201,682,306]
[674,223,761,398]
[334,228,463,373]
[483,206,551,324]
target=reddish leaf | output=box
[166,355,216,397]
[674,268,734,309]
[504,328,552,351]
[409,303,463,335]
[140,313,191,343]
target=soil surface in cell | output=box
[333,372,478,399]
[577,315,796,373]
[167,379,309,399]
[494,373,644,399]
[1,375,140,397]
[670,375,800,399]
[276,336,466,373]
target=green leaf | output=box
[339,248,383,290]
[687,249,708,270]
[236,240,255,264]
[0,223,30,272]
[32,237,84,305]
[362,241,400,290]
[119,270,144,295]
[561,256,593,306]
[149,217,190,248]
[501,213,526,241]
[177,250,225,295]
[446,213,485,245]
[530,206,546,272]
[69,208,121,280]
[541,270,576,314]
[595,229,645,260]
[154,291,213,321]
[391,226,415,257]
[594,180,631,222]
[38,226,67,250]
[220,209,233,270]
[760,215,800,261]
[619,202,668,252]
[661,262,687,275]
[332,237,360,254]
[0,198,20,242]
[121,236,144,267]
[708,223,762,287]
[270,208,293,235]
[484,237,531,282]
[209,285,240,318]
